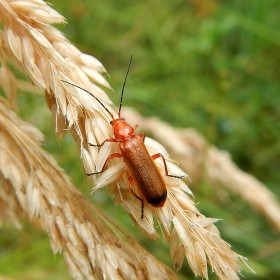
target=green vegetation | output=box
[1,0,280,279]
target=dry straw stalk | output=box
[0,0,268,279]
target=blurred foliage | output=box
[1,0,280,279]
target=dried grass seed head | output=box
[0,1,254,279]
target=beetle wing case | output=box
[120,135,167,207]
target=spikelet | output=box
[122,108,280,233]
[0,97,179,280]
[0,0,256,279]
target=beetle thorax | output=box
[111,118,135,140]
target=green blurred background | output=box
[1,0,280,279]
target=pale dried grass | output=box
[0,0,254,279]
[0,97,178,280]
[121,108,280,232]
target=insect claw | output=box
[87,171,101,176]
[89,143,101,147]
[168,174,185,179]
[140,201,144,219]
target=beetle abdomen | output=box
[146,193,167,207]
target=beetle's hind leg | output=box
[128,176,145,219]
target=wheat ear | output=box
[0,96,179,279]
[0,0,252,279]
[122,108,280,232]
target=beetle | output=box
[62,55,184,218]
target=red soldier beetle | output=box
[62,55,184,218]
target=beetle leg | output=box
[151,153,184,179]
[87,153,123,176]
[128,176,144,219]
[89,138,118,147]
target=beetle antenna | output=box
[118,55,132,118]
[61,80,115,120]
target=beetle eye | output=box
[110,121,112,124]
